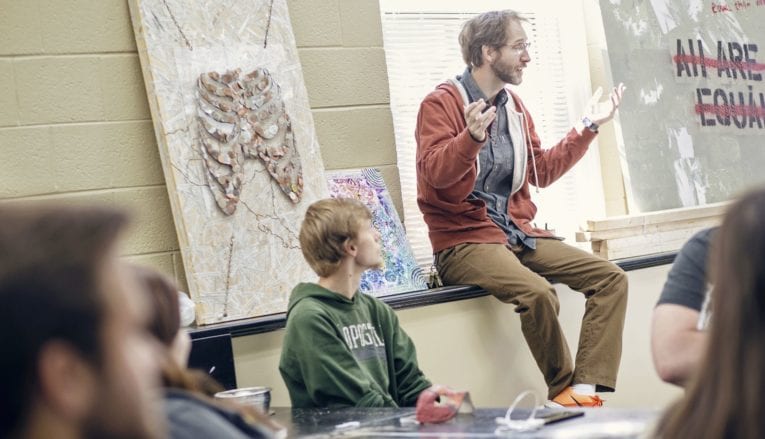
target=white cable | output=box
[494,390,545,435]
[518,102,540,194]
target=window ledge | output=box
[189,252,675,340]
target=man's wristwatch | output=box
[582,117,599,133]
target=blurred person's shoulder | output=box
[164,389,274,439]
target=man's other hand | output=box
[464,99,496,142]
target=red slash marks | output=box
[674,39,763,81]
[694,87,765,128]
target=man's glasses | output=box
[500,41,532,54]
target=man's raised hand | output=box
[586,82,626,127]
[464,99,496,142]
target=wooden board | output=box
[579,202,726,260]
[576,215,721,242]
[128,0,328,324]
[591,228,703,260]
[583,202,728,232]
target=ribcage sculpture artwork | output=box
[197,68,304,215]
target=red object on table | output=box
[415,385,472,424]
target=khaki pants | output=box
[436,239,628,399]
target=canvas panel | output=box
[600,1,765,212]
[327,168,426,296]
[129,0,327,324]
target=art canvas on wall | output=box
[129,0,328,324]
[327,168,427,296]
[600,0,765,213]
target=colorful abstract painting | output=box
[327,169,426,296]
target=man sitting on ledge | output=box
[415,9,628,407]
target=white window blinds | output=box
[380,2,606,267]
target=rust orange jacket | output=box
[415,81,597,253]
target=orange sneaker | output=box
[547,386,603,408]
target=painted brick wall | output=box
[0,0,400,290]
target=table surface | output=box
[271,407,660,438]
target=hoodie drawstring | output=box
[519,106,540,194]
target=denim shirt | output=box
[458,68,536,249]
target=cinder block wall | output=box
[0,0,400,290]
[0,0,184,284]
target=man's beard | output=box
[490,57,522,85]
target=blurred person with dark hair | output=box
[130,265,282,439]
[656,188,765,439]
[0,204,163,439]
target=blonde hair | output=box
[299,198,373,277]
[459,10,526,67]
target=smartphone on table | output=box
[535,410,585,425]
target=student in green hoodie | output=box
[279,198,435,408]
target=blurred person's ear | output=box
[37,340,98,422]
